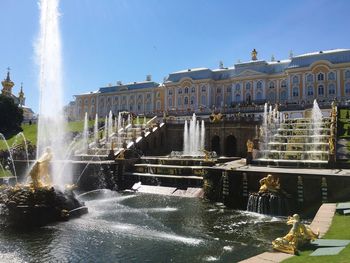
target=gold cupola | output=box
[1,68,14,96]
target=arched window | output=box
[345,70,350,80]
[281,80,287,88]
[178,97,182,106]
[307,86,314,96]
[91,106,95,114]
[84,99,88,104]
[201,95,206,105]
[257,81,262,89]
[328,72,335,81]
[168,98,172,107]
[156,92,160,98]
[201,86,206,92]
[267,91,276,102]
[190,96,195,105]
[235,93,241,102]
[217,87,222,93]
[328,84,336,95]
[184,97,189,105]
[317,73,324,81]
[178,88,183,94]
[168,89,173,95]
[256,92,262,100]
[246,82,251,90]
[184,87,189,94]
[191,87,196,93]
[280,90,287,101]
[246,93,251,103]
[235,83,241,92]
[226,86,232,93]
[91,98,95,104]
[307,74,314,82]
[216,95,222,107]
[292,76,299,84]
[269,81,275,89]
[345,83,350,95]
[318,85,324,96]
[292,87,299,97]
[156,101,161,110]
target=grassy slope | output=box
[283,214,350,263]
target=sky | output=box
[1,0,350,113]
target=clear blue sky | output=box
[1,0,350,112]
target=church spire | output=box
[18,82,25,106]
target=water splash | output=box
[183,114,205,156]
[36,0,69,187]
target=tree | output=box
[0,95,23,138]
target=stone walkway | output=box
[239,203,336,263]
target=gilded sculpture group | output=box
[258,173,319,254]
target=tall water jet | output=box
[104,116,108,142]
[183,114,205,156]
[311,99,323,153]
[36,0,68,186]
[82,112,89,153]
[94,114,99,144]
[108,111,113,139]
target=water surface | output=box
[0,190,288,262]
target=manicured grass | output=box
[0,169,12,177]
[0,120,96,150]
[283,214,350,263]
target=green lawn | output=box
[0,169,12,177]
[283,214,350,263]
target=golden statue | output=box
[272,214,319,254]
[246,139,254,153]
[209,112,224,123]
[259,174,280,193]
[28,147,53,189]
[251,48,258,61]
[202,149,210,161]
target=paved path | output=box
[239,203,336,263]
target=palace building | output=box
[71,49,350,120]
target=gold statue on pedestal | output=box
[246,139,254,153]
[28,147,53,189]
[259,174,280,193]
[272,214,319,254]
[202,149,210,161]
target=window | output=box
[178,88,183,94]
[307,86,314,96]
[306,74,313,82]
[257,81,262,89]
[246,82,251,90]
[114,96,118,103]
[281,80,287,88]
[91,98,95,104]
[346,83,350,94]
[191,87,195,93]
[217,87,221,93]
[184,97,189,105]
[345,70,350,80]
[178,97,182,105]
[138,94,143,101]
[184,87,189,94]
[280,90,287,101]
[226,86,232,93]
[292,76,299,84]
[190,96,195,105]
[235,83,241,92]
[328,84,336,95]
[317,73,324,81]
[201,86,206,92]
[201,95,206,105]
[156,101,161,110]
[107,97,111,104]
[156,92,160,98]
[246,93,251,103]
[328,72,335,81]
[256,92,262,100]
[168,89,173,95]
[91,106,95,114]
[269,81,275,89]
[235,93,241,102]
[267,92,275,102]
[168,98,172,107]
[318,85,324,96]
[122,96,126,101]
[146,93,151,99]
[292,87,299,97]
[84,99,88,104]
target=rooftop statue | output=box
[28,147,53,189]
[272,214,319,254]
[259,174,280,193]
